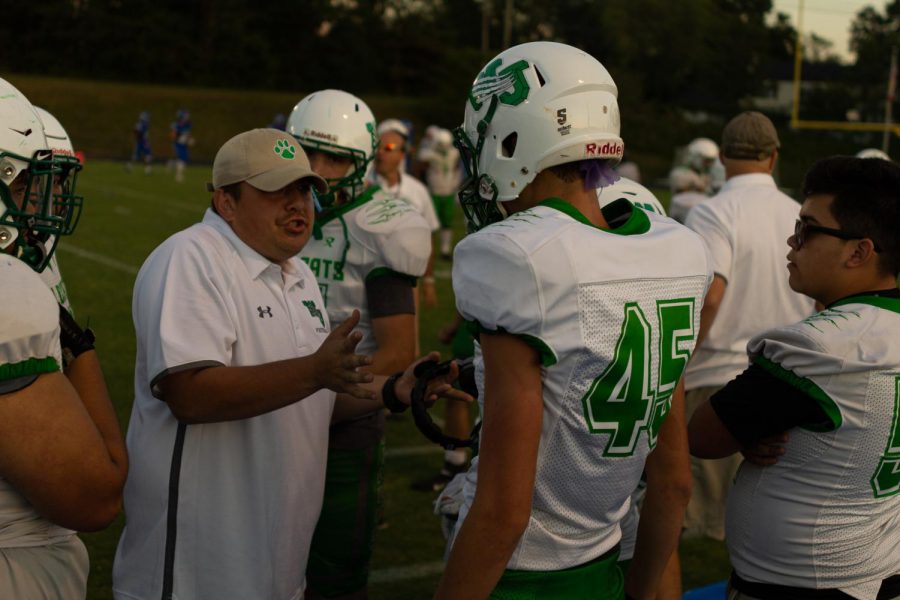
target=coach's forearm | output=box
[160,356,329,424]
[332,375,389,423]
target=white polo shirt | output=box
[373,171,441,232]
[684,173,814,389]
[669,190,709,224]
[113,209,335,600]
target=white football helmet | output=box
[455,41,623,231]
[0,81,81,272]
[35,106,74,156]
[287,89,377,207]
[597,177,666,216]
[433,128,454,150]
[686,137,719,173]
[856,148,891,161]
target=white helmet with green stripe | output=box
[454,41,624,231]
[0,79,83,272]
[287,89,377,207]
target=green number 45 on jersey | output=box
[582,299,696,457]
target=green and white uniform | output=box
[301,185,430,596]
[300,185,431,357]
[39,255,73,313]
[417,144,461,229]
[726,296,900,600]
[452,199,711,573]
[597,177,667,564]
[0,255,89,599]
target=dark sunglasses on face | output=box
[793,219,881,252]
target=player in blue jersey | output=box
[130,111,152,174]
[170,109,193,182]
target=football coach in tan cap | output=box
[114,128,384,600]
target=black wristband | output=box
[58,304,95,365]
[381,371,408,414]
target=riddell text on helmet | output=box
[583,142,624,158]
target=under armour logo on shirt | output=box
[257,306,273,318]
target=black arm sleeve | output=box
[709,363,832,446]
[365,272,416,318]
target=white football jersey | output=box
[727,296,900,599]
[38,254,73,313]
[300,186,431,356]
[452,199,712,570]
[417,145,462,196]
[0,255,74,548]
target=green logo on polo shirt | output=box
[274,139,296,159]
[302,300,326,328]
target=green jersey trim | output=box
[0,356,60,382]
[538,197,651,235]
[465,320,558,367]
[752,355,842,431]
[829,294,900,315]
[316,185,381,226]
[365,267,418,286]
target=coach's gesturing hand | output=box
[313,310,375,399]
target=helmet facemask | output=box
[298,136,373,210]
[453,96,506,233]
[0,150,83,272]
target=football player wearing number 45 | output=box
[689,156,900,600]
[436,41,712,600]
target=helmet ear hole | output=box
[534,66,546,87]
[501,132,518,158]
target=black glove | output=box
[59,304,95,366]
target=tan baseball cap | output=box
[206,128,328,193]
[721,111,780,161]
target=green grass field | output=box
[58,160,731,599]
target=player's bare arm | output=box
[332,351,474,423]
[687,399,741,458]
[0,371,126,531]
[435,333,543,600]
[160,310,374,423]
[368,311,417,375]
[626,379,693,599]
[59,306,129,489]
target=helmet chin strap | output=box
[18,230,50,270]
[494,200,508,220]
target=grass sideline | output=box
[58,160,729,598]
[5,74,460,166]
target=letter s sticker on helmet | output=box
[468,58,531,111]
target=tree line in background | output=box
[4,0,900,181]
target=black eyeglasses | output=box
[793,219,880,251]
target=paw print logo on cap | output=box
[273,139,296,160]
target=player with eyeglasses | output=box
[689,155,900,600]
